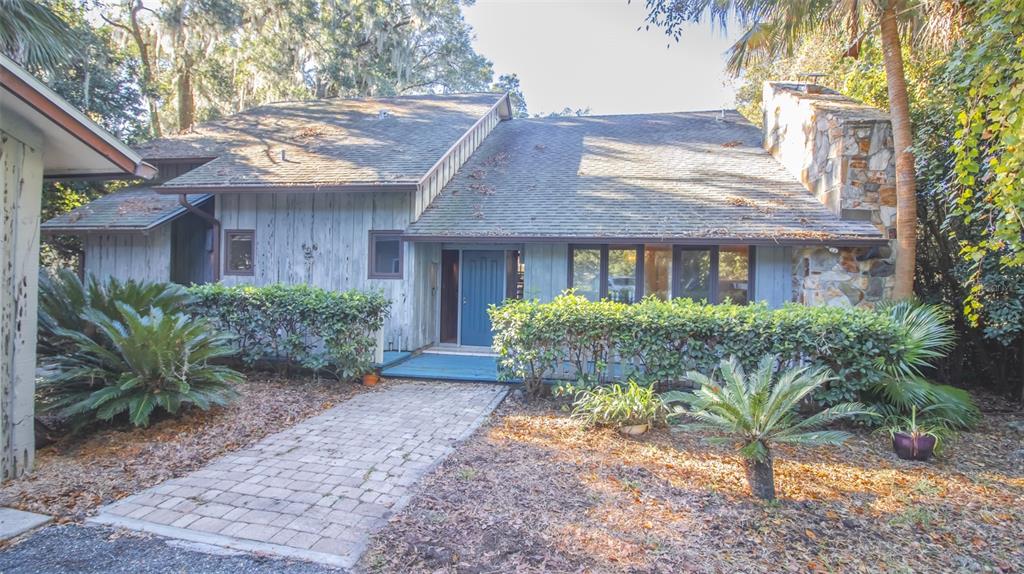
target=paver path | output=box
[90,382,506,569]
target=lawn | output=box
[362,393,1024,573]
[0,374,364,522]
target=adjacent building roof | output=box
[0,53,156,179]
[404,111,886,244]
[41,187,211,233]
[142,93,511,193]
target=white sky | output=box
[462,0,742,116]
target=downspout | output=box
[179,194,221,282]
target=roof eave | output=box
[152,182,420,194]
[0,53,155,179]
[400,234,889,247]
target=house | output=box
[42,82,898,353]
[1,53,155,479]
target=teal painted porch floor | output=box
[380,352,508,383]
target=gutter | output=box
[179,194,221,282]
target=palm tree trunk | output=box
[879,4,917,299]
[745,454,776,500]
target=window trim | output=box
[368,230,404,279]
[223,229,255,277]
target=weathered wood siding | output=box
[523,243,568,302]
[753,246,794,308]
[414,102,505,221]
[82,227,172,283]
[0,129,42,480]
[217,191,440,350]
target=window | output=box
[718,246,751,304]
[607,247,638,303]
[569,244,755,304]
[643,245,672,300]
[569,245,641,302]
[570,246,602,300]
[224,230,254,276]
[369,231,403,278]
[675,248,712,302]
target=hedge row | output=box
[489,294,906,405]
[187,283,390,379]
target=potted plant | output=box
[362,368,381,387]
[570,380,664,435]
[878,405,953,461]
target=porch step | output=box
[380,352,505,383]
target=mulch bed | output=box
[361,394,1024,574]
[0,372,368,522]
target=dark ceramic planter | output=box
[893,432,936,461]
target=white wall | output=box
[0,128,42,480]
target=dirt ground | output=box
[0,372,367,522]
[361,394,1024,574]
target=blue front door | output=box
[460,250,505,347]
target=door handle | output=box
[463,297,467,305]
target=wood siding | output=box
[1,129,42,480]
[216,191,440,350]
[753,245,793,308]
[413,103,505,221]
[523,243,568,302]
[83,227,172,283]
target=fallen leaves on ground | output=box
[362,394,1024,574]
[0,372,365,522]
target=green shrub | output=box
[663,356,871,500]
[186,283,390,380]
[490,293,904,405]
[571,380,666,428]
[38,305,241,428]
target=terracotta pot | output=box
[618,423,649,436]
[893,431,935,461]
[362,372,380,387]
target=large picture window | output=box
[224,230,254,276]
[369,231,403,279]
[569,244,754,303]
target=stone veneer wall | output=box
[763,82,898,308]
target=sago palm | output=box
[664,356,871,500]
[642,0,965,299]
[38,303,242,429]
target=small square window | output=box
[224,230,254,275]
[369,231,403,279]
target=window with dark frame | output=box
[224,230,254,276]
[569,244,754,304]
[369,231,403,279]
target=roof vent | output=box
[378,109,391,120]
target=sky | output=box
[462,0,742,116]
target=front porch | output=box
[380,346,503,383]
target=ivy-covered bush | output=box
[186,283,390,380]
[490,293,904,404]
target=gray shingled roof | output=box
[405,111,886,244]
[42,187,211,233]
[140,93,508,192]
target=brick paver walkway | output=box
[90,382,506,568]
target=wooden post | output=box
[1,130,42,480]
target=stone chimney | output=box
[762,82,896,237]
